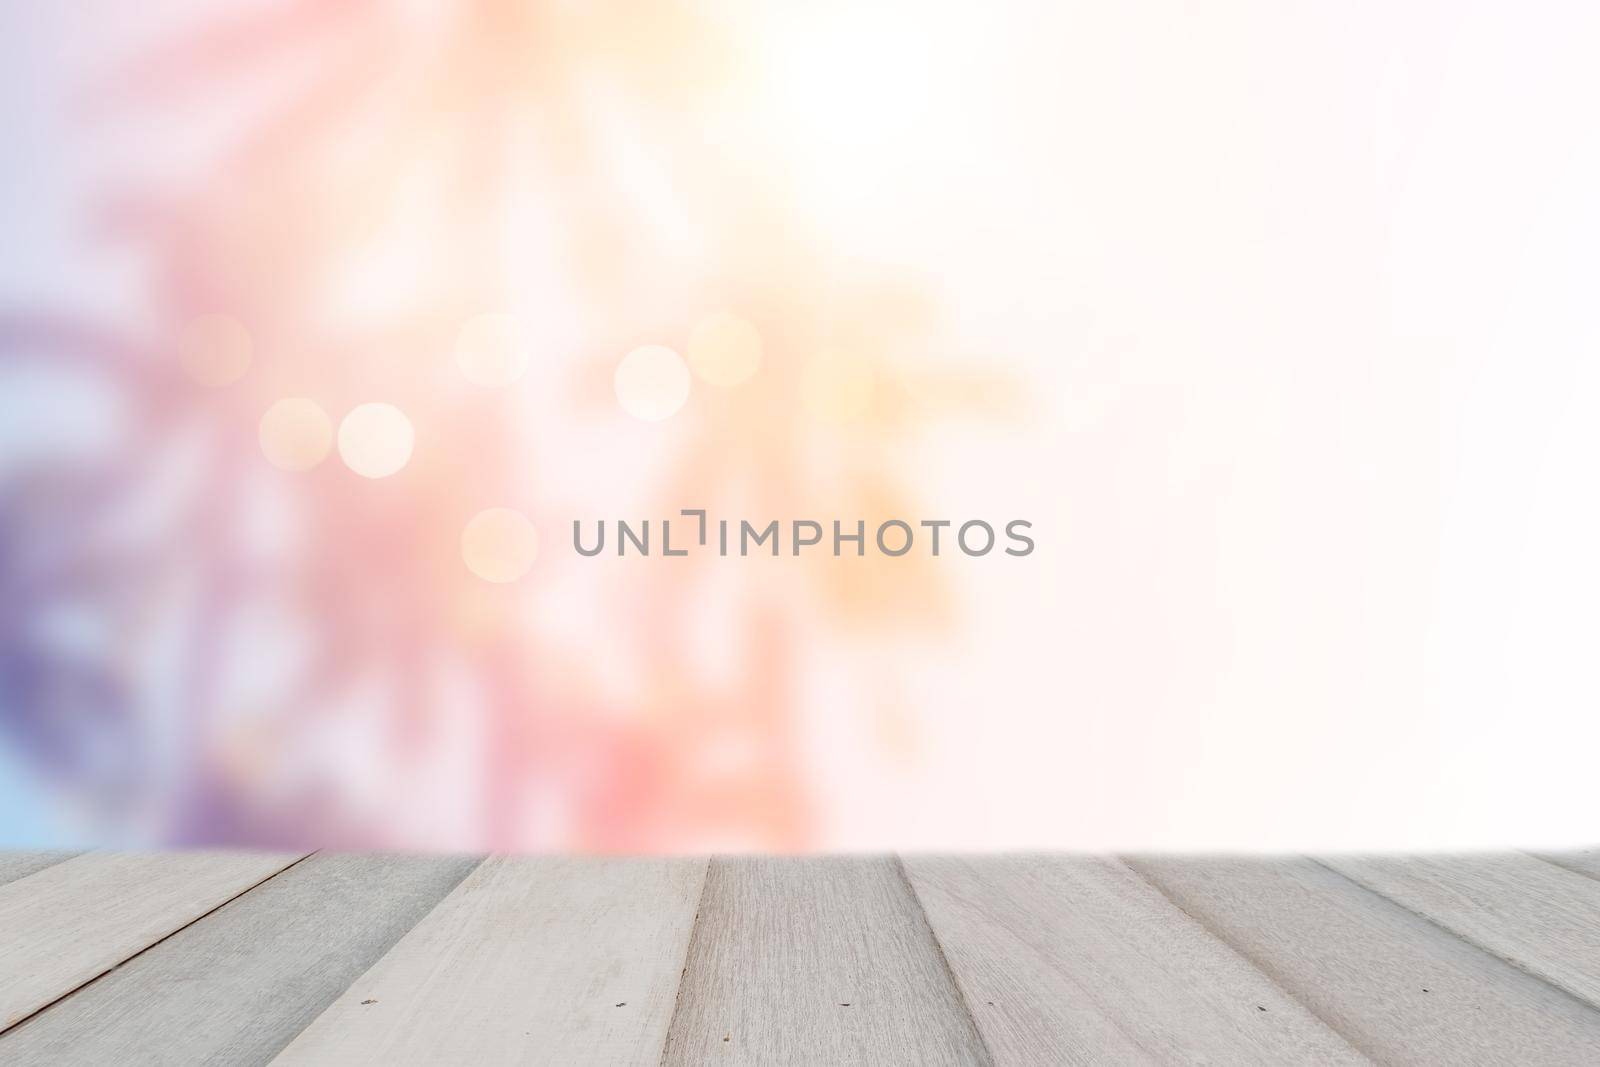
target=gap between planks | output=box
[1314,852,1600,1011]
[903,854,1365,1064]
[0,850,310,1034]
[892,855,996,1065]
[1131,854,1600,1066]
[274,856,708,1065]
[661,856,992,1066]
[0,852,484,1067]
[1117,855,1365,1056]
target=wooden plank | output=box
[661,856,992,1066]
[0,849,301,1030]
[1132,855,1600,1065]
[273,856,706,1066]
[1322,853,1600,1009]
[902,855,1363,1065]
[0,852,480,1066]
[1534,849,1600,883]
[0,852,78,889]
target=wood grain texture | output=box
[1534,849,1600,883]
[1322,853,1600,1009]
[0,850,301,1030]
[661,856,992,1067]
[0,852,78,889]
[1132,855,1600,1065]
[904,855,1363,1066]
[0,852,480,1066]
[273,856,706,1066]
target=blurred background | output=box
[3,0,1600,853]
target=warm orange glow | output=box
[687,312,763,388]
[802,347,874,423]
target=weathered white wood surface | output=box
[1535,849,1600,883]
[0,852,479,1066]
[273,856,706,1066]
[905,855,1362,1065]
[0,851,77,888]
[1131,854,1600,1065]
[3,848,1600,1063]
[0,850,301,1030]
[660,856,991,1066]
[1322,853,1600,1009]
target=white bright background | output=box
[779,0,1600,850]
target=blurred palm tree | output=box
[0,0,1007,850]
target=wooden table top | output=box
[3,848,1599,1064]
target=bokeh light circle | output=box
[461,508,539,583]
[614,345,691,421]
[178,313,253,387]
[338,402,415,478]
[454,313,530,387]
[258,398,333,471]
[687,312,763,387]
